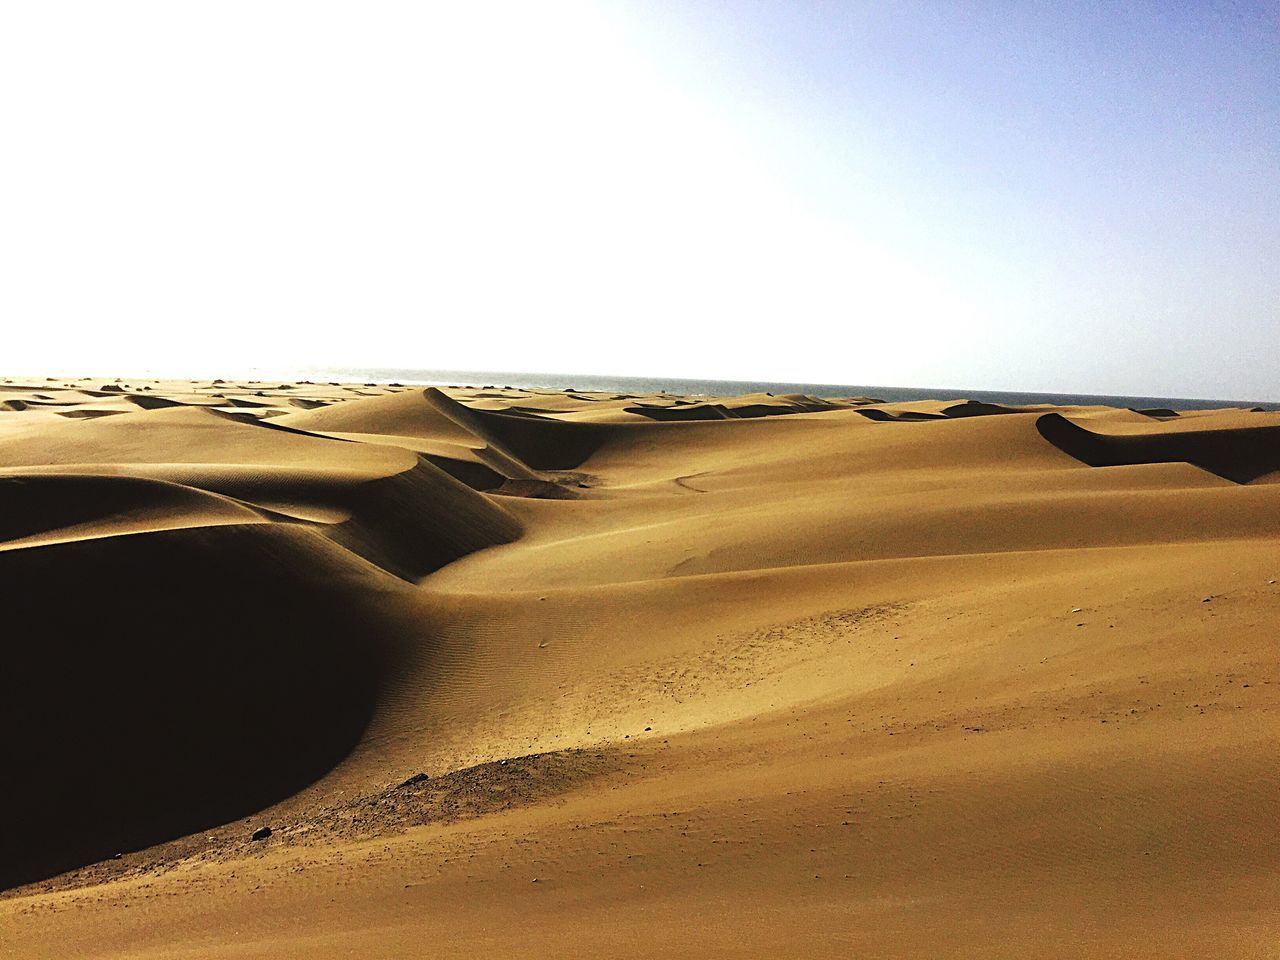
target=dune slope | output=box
[0,378,1276,958]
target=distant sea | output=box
[288,368,1278,412]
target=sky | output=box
[1,1,1276,398]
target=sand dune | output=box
[1038,409,1280,482]
[0,473,267,550]
[0,378,1276,958]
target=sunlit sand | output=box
[2,377,1276,957]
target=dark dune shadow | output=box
[624,398,846,421]
[0,474,252,544]
[624,403,737,421]
[1035,412,1280,484]
[126,395,186,410]
[726,403,803,419]
[421,453,506,491]
[854,408,945,422]
[940,400,1024,418]
[0,525,408,890]
[55,410,121,420]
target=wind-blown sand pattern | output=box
[1,377,1276,958]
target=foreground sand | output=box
[1,376,1277,958]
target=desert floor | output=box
[1,376,1277,958]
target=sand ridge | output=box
[0,376,1276,957]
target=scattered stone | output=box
[1070,607,1082,613]
[397,773,429,789]
[250,825,273,841]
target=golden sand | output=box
[1,377,1276,957]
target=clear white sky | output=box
[1,2,1276,398]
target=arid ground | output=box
[1,377,1276,958]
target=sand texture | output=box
[1,376,1277,958]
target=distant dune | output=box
[1,377,1276,958]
